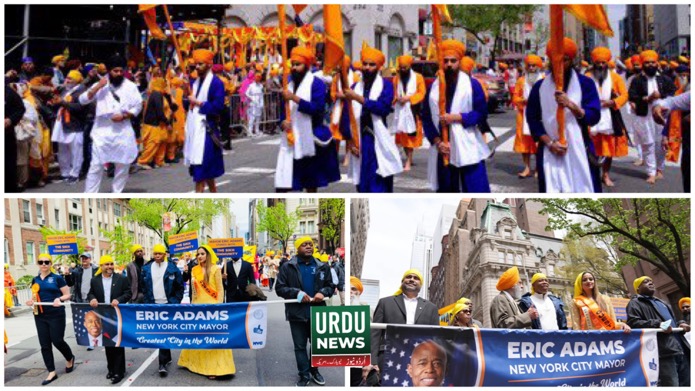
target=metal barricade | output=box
[229,90,283,137]
[13,283,32,305]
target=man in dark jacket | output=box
[223,256,255,302]
[627,276,690,386]
[124,245,146,303]
[275,236,334,387]
[53,70,90,184]
[517,273,567,330]
[5,84,25,192]
[65,252,99,303]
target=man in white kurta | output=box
[79,55,142,193]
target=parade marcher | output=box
[245,70,264,138]
[223,255,255,303]
[79,54,143,193]
[392,55,426,171]
[656,69,690,192]
[178,246,235,379]
[166,77,187,163]
[512,55,543,178]
[422,39,491,192]
[86,255,131,384]
[586,47,629,187]
[329,56,355,167]
[183,49,226,193]
[275,236,334,387]
[140,244,184,376]
[4,264,17,310]
[5,84,25,192]
[51,70,90,184]
[137,77,176,169]
[349,276,367,306]
[489,266,536,329]
[624,54,645,166]
[24,67,56,188]
[51,55,66,88]
[276,46,340,192]
[18,57,36,82]
[627,276,690,386]
[25,254,75,385]
[342,45,403,193]
[526,37,602,193]
[64,252,98,310]
[518,273,568,330]
[449,297,482,328]
[679,297,691,323]
[267,254,280,291]
[628,50,677,184]
[569,271,630,332]
[124,245,146,303]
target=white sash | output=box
[632,76,662,145]
[330,70,354,128]
[591,72,614,135]
[184,71,213,166]
[538,70,594,193]
[51,84,82,143]
[522,74,541,136]
[391,69,417,135]
[348,75,404,185]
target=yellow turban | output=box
[450,297,472,319]
[199,245,219,264]
[97,63,107,74]
[496,266,520,291]
[530,273,547,294]
[525,55,543,68]
[149,77,167,93]
[192,49,215,65]
[130,244,143,254]
[394,268,424,296]
[38,253,53,261]
[633,276,650,293]
[397,55,414,68]
[591,47,612,63]
[361,46,386,68]
[546,37,578,60]
[679,297,690,311]
[350,276,363,293]
[52,55,66,65]
[678,56,689,64]
[440,40,466,60]
[290,46,315,66]
[294,236,313,250]
[640,50,659,63]
[460,56,475,74]
[153,244,167,254]
[95,255,114,276]
[66,70,83,83]
[319,254,330,263]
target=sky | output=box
[229,198,250,240]
[606,4,626,54]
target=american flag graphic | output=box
[71,303,119,346]
[382,325,479,387]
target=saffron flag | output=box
[243,245,257,264]
[564,5,614,37]
[433,4,452,24]
[292,4,308,15]
[138,5,167,40]
[322,5,344,74]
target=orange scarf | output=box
[191,266,218,301]
[574,296,615,330]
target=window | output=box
[4,238,9,266]
[36,204,44,225]
[54,209,61,229]
[97,199,102,209]
[69,214,82,231]
[90,219,94,236]
[374,32,382,50]
[506,253,514,265]
[300,221,307,234]
[114,203,122,217]
[498,251,505,264]
[22,200,31,223]
[39,242,47,254]
[26,241,35,265]
[516,254,523,266]
[308,221,315,234]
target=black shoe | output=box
[106,372,114,379]
[310,370,325,386]
[65,355,75,373]
[111,374,124,384]
[296,376,311,387]
[158,365,168,377]
[87,346,94,351]
[41,374,58,386]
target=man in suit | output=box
[489,266,537,329]
[87,255,132,384]
[368,269,439,380]
[223,256,255,302]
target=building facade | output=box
[653,4,690,58]
[621,4,655,57]
[350,199,370,279]
[409,221,433,300]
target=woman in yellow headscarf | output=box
[177,245,235,379]
[569,271,631,332]
[448,298,482,328]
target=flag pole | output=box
[549,5,566,146]
[278,5,295,146]
[162,5,184,74]
[432,5,449,166]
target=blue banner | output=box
[382,326,659,387]
[71,302,267,349]
[168,231,199,254]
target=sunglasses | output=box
[37,260,51,265]
[462,310,472,314]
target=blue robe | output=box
[340,78,394,193]
[188,74,226,182]
[526,71,602,193]
[422,76,491,192]
[279,75,340,190]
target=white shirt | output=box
[90,334,103,347]
[81,266,93,299]
[530,293,559,330]
[502,290,519,314]
[403,295,418,325]
[232,259,242,278]
[101,275,112,303]
[151,261,168,304]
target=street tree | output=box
[448,5,541,65]
[125,199,230,248]
[319,199,345,254]
[100,224,135,267]
[256,202,300,253]
[560,236,628,296]
[536,198,690,295]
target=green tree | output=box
[536,198,690,295]
[532,18,549,53]
[125,199,230,247]
[319,199,345,254]
[256,202,300,253]
[448,5,541,64]
[38,226,88,266]
[559,236,628,296]
[100,224,135,266]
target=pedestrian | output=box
[178,246,235,379]
[25,253,75,385]
[5,83,25,192]
[223,255,255,302]
[275,236,334,386]
[124,245,146,303]
[64,252,98,303]
[569,271,631,332]
[79,54,143,193]
[137,77,175,169]
[167,77,187,163]
[623,55,645,167]
[86,255,131,384]
[679,297,691,323]
[512,55,543,178]
[267,254,280,291]
[246,67,264,138]
[4,264,17,310]
[654,90,690,192]
[448,297,482,328]
[518,273,567,330]
[392,55,426,172]
[140,244,184,376]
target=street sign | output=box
[46,234,78,255]
[168,231,198,254]
[311,305,371,367]
[208,238,244,258]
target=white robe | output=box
[391,69,417,135]
[183,71,213,166]
[590,73,614,136]
[632,76,663,145]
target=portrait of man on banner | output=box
[72,305,121,347]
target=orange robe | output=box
[393,71,426,149]
[587,70,628,157]
[512,76,538,154]
[329,76,345,141]
[666,80,685,162]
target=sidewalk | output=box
[5,305,73,348]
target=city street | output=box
[4,290,346,387]
[26,108,683,194]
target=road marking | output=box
[121,350,158,387]
[257,138,281,145]
[228,167,276,175]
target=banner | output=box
[71,302,267,349]
[168,231,198,254]
[311,305,371,367]
[209,238,244,258]
[46,234,78,255]
[381,326,659,387]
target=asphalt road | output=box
[25,108,684,194]
[4,290,346,387]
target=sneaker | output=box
[67,177,79,185]
[296,377,311,387]
[158,365,167,377]
[87,346,94,351]
[310,370,325,386]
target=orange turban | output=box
[460,56,475,73]
[659,60,668,67]
[631,55,642,66]
[290,46,315,66]
[149,77,167,93]
[224,62,234,72]
[440,40,465,60]
[353,60,362,69]
[350,276,363,294]
[679,297,691,311]
[397,55,414,68]
[499,62,509,70]
[361,46,386,68]
[546,37,578,60]
[524,55,543,68]
[170,77,186,88]
[608,60,615,69]
[591,47,612,63]
[625,58,633,72]
[496,266,520,291]
[669,61,679,69]
[192,49,214,65]
[640,50,659,63]
[581,60,589,68]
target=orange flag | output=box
[138,5,167,40]
[433,4,452,24]
[564,4,614,37]
[323,5,344,74]
[292,5,308,15]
